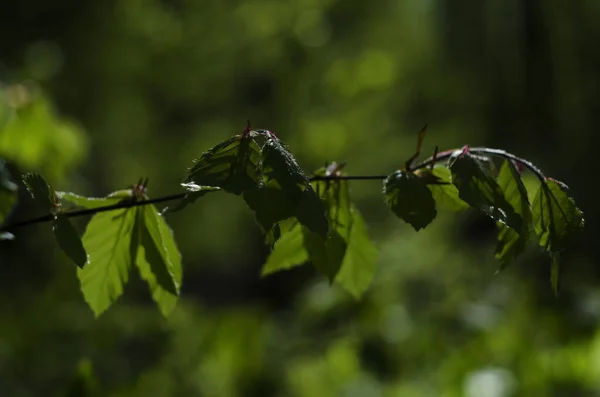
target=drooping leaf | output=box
[243,185,298,240]
[416,166,468,211]
[261,219,308,276]
[77,191,136,317]
[184,135,261,195]
[131,204,182,316]
[141,205,181,295]
[53,214,88,268]
[532,178,584,252]
[58,190,133,209]
[334,209,378,299]
[22,172,56,211]
[450,152,522,230]
[494,225,526,272]
[494,160,533,269]
[161,183,220,214]
[0,159,17,226]
[384,170,437,231]
[303,227,346,282]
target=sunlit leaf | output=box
[131,204,182,316]
[78,191,136,317]
[450,152,522,230]
[53,213,88,268]
[141,205,180,295]
[261,219,308,276]
[184,135,261,195]
[22,172,56,211]
[58,190,133,209]
[334,209,378,299]
[532,178,584,252]
[416,166,468,211]
[0,159,17,226]
[384,170,437,231]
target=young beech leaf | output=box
[261,219,308,276]
[303,228,347,282]
[384,170,437,231]
[0,160,17,226]
[23,172,56,211]
[184,135,261,195]
[260,137,328,238]
[161,184,220,214]
[334,209,378,299]
[78,193,136,317]
[131,206,182,316]
[53,214,88,268]
[244,137,327,240]
[532,178,584,252]
[416,166,468,211]
[141,205,181,295]
[450,153,522,231]
[494,224,526,272]
[494,161,533,270]
[58,190,133,209]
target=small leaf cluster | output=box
[0,125,585,317]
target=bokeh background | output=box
[0,1,598,396]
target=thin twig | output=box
[0,147,546,233]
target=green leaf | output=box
[132,205,182,316]
[0,159,17,226]
[141,205,181,295]
[161,183,220,214]
[53,214,88,268]
[243,185,298,240]
[303,228,347,282]
[261,219,308,276]
[384,170,437,231]
[532,178,584,252]
[416,166,468,211]
[450,152,521,230]
[184,135,261,195]
[22,172,56,211]
[255,137,328,238]
[58,190,133,209]
[77,191,136,317]
[334,209,378,299]
[494,225,526,272]
[494,160,533,269]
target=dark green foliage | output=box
[494,160,533,270]
[245,136,328,240]
[384,170,437,231]
[261,164,378,298]
[0,133,587,310]
[53,214,88,268]
[184,135,261,195]
[450,152,523,231]
[532,178,584,252]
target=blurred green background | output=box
[0,0,598,396]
